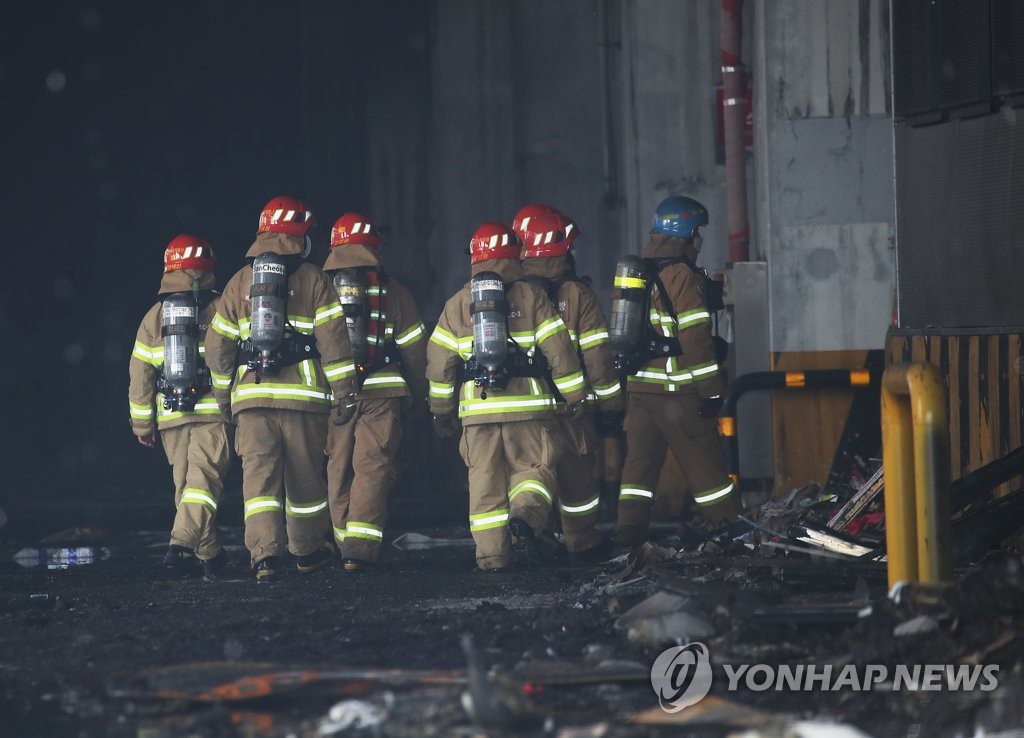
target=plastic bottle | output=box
[14,546,111,569]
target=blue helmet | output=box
[650,196,709,239]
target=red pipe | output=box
[721,0,750,264]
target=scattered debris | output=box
[893,615,939,637]
[318,696,390,735]
[390,531,476,551]
[14,546,111,569]
[628,694,783,729]
[460,633,538,729]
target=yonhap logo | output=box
[650,642,713,711]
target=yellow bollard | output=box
[881,363,953,587]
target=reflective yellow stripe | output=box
[470,509,509,531]
[614,276,646,289]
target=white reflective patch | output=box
[619,488,654,499]
[544,231,553,244]
[489,234,498,249]
[284,209,296,222]
[272,208,284,223]
[521,216,531,229]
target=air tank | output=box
[250,252,287,354]
[333,269,368,367]
[161,292,198,393]
[470,271,508,372]
[609,255,649,353]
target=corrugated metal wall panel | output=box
[897,113,1024,329]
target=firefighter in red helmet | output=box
[322,212,428,571]
[128,235,233,578]
[515,208,623,562]
[426,222,587,571]
[205,196,359,580]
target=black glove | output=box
[333,393,358,426]
[566,400,588,417]
[697,395,724,418]
[432,413,461,439]
[595,409,625,437]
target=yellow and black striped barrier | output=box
[717,368,881,489]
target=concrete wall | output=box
[752,0,895,352]
[364,0,894,358]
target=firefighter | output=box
[205,196,359,581]
[612,195,741,547]
[128,235,233,578]
[514,207,623,562]
[323,212,428,571]
[426,222,588,571]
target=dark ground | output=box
[2,523,1023,738]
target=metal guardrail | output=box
[717,368,882,487]
[881,363,952,586]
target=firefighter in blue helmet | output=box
[612,195,741,547]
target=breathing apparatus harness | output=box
[156,280,217,412]
[612,256,726,376]
[237,254,319,383]
[459,274,552,400]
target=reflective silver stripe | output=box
[246,500,282,513]
[461,398,553,411]
[693,482,734,504]
[560,498,599,514]
[286,500,328,515]
[619,487,654,499]
[470,512,509,529]
[181,490,218,509]
[430,330,459,351]
[362,375,407,387]
[233,386,331,400]
[395,324,425,345]
[578,330,610,348]
[593,384,621,397]
[690,363,720,378]
[346,525,383,539]
[677,310,711,327]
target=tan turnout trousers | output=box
[616,391,740,546]
[326,397,404,562]
[554,406,602,552]
[235,409,331,563]
[161,422,233,560]
[459,420,561,570]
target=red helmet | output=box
[520,212,580,258]
[257,195,315,237]
[512,202,559,237]
[469,222,522,264]
[163,234,215,273]
[330,212,383,250]
[519,213,567,259]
